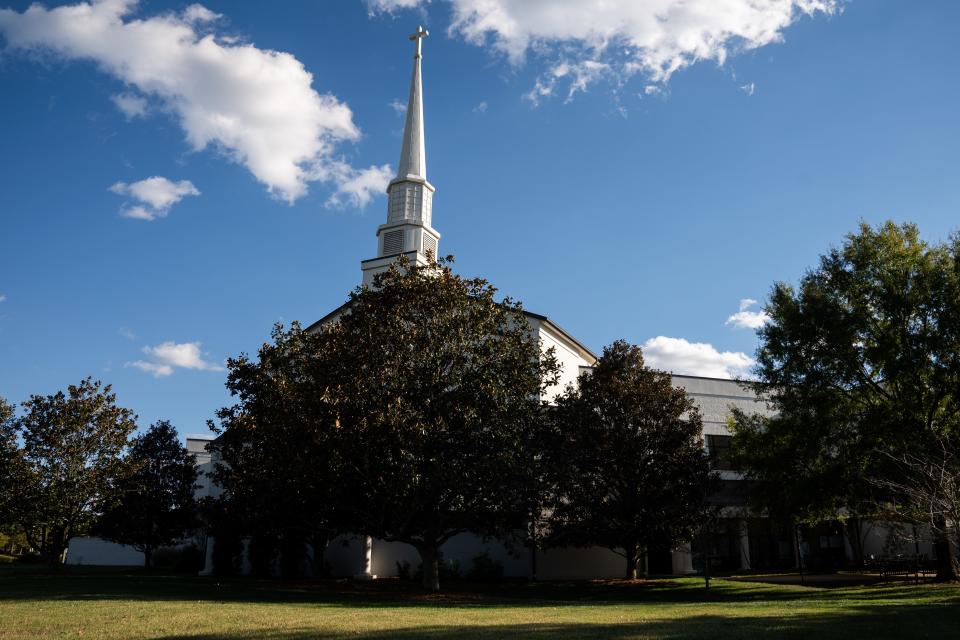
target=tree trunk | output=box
[46,528,68,569]
[144,546,153,570]
[419,544,441,592]
[311,534,329,578]
[844,517,865,567]
[625,545,639,580]
[934,517,958,582]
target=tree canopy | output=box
[95,420,199,568]
[8,378,137,566]
[214,257,560,589]
[730,221,960,578]
[548,340,715,579]
[211,322,344,577]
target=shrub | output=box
[152,545,204,573]
[467,551,504,582]
[414,553,461,582]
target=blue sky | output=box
[1,0,958,438]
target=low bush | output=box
[467,551,504,582]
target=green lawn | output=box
[1,567,958,639]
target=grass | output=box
[1,566,959,639]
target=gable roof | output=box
[305,301,597,363]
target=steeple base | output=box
[361,249,437,287]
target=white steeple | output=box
[361,26,440,287]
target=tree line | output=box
[3,221,959,588]
[0,381,198,568]
[207,258,715,590]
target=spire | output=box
[361,26,441,287]
[396,26,428,181]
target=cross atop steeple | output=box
[409,25,428,58]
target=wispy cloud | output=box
[740,82,756,96]
[0,1,386,205]
[110,176,199,221]
[111,92,148,119]
[118,327,136,340]
[472,100,488,113]
[389,98,407,115]
[370,0,838,103]
[642,336,754,379]
[127,340,224,378]
[0,294,6,303]
[726,298,770,330]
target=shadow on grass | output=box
[146,605,960,640]
[0,566,957,610]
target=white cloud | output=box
[182,3,220,24]
[740,82,756,96]
[110,176,200,221]
[389,98,407,115]
[370,0,837,101]
[317,162,393,209]
[642,336,754,379]
[472,100,488,113]
[111,92,148,118]
[118,327,136,340]
[127,340,224,378]
[128,360,174,378]
[0,1,385,205]
[726,298,770,330]
[525,59,610,105]
[0,294,6,303]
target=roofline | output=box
[304,301,350,334]
[304,302,596,362]
[522,310,597,363]
[669,373,757,384]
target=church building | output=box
[68,28,927,578]
[292,27,790,579]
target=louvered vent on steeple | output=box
[383,229,404,255]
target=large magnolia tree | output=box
[548,340,715,579]
[731,221,960,580]
[214,257,560,590]
[325,258,560,590]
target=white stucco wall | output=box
[530,319,594,403]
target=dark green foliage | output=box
[95,421,199,568]
[7,379,136,567]
[548,340,716,579]
[151,544,204,573]
[323,257,560,590]
[0,397,20,528]
[213,256,559,590]
[730,221,960,579]
[467,551,504,582]
[211,321,342,579]
[248,533,278,578]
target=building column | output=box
[354,535,377,580]
[673,543,695,574]
[738,520,751,571]
[199,535,215,576]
